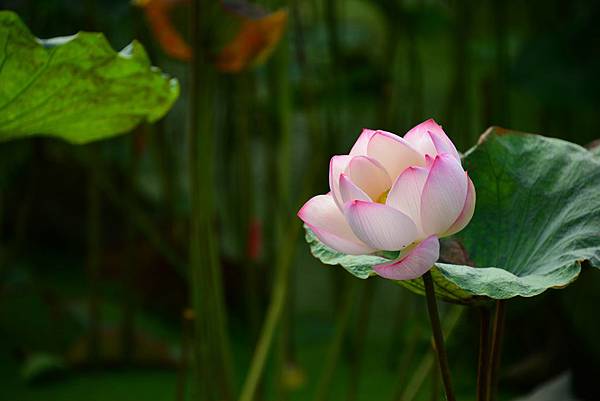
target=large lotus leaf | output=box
[305,128,600,305]
[0,11,179,144]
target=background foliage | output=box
[1,0,600,401]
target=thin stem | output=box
[189,0,233,399]
[422,271,456,401]
[397,306,463,401]
[313,277,357,401]
[86,167,102,364]
[346,281,375,401]
[477,308,491,401]
[238,224,300,401]
[488,300,506,401]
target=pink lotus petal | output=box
[298,194,375,255]
[339,173,371,204]
[386,166,429,237]
[346,156,392,200]
[444,174,476,236]
[345,200,418,251]
[420,154,468,236]
[366,131,424,179]
[329,155,352,209]
[404,119,439,158]
[349,128,377,156]
[425,154,434,169]
[374,235,440,280]
[428,129,460,161]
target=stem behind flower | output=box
[477,307,492,401]
[422,270,456,401]
[488,300,506,401]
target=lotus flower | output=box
[298,119,475,280]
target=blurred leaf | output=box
[134,0,191,61]
[0,11,179,144]
[135,0,287,72]
[21,353,66,383]
[215,8,288,73]
[306,128,600,304]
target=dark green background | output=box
[1,0,599,400]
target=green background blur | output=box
[1,0,600,400]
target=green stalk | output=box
[236,73,261,339]
[238,223,300,401]
[398,307,463,401]
[238,1,326,396]
[488,300,506,401]
[176,310,193,401]
[324,0,345,317]
[422,271,456,401]
[0,190,4,273]
[189,1,233,399]
[477,307,491,401]
[120,132,143,365]
[346,281,375,401]
[86,166,102,364]
[392,298,421,401]
[270,6,293,398]
[493,0,509,126]
[151,120,176,220]
[313,277,357,401]
[444,0,472,150]
[430,367,440,401]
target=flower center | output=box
[376,190,389,204]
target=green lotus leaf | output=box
[305,128,600,304]
[304,227,389,279]
[0,11,179,144]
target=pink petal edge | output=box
[373,235,440,281]
[297,194,375,255]
[329,155,352,209]
[349,128,377,156]
[339,173,371,204]
[444,173,476,236]
[420,153,468,236]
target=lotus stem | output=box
[422,271,456,401]
[477,307,492,401]
[488,300,506,401]
[397,306,463,401]
[313,277,357,401]
[346,281,375,401]
[238,223,300,401]
[189,0,233,399]
[86,168,102,364]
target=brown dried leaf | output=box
[215,8,288,73]
[135,0,191,61]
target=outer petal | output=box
[346,156,392,200]
[373,235,440,280]
[428,131,460,161]
[329,155,352,209]
[345,200,418,251]
[349,128,377,156]
[443,174,476,236]
[420,154,468,236]
[298,194,375,255]
[386,166,429,237]
[339,173,371,204]
[366,131,424,179]
[404,119,438,157]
